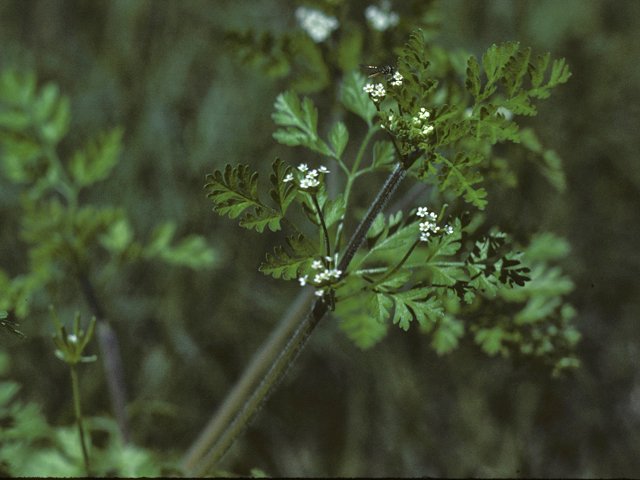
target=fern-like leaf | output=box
[205,163,283,232]
[259,234,317,280]
[272,91,332,156]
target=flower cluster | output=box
[412,107,434,136]
[365,1,399,31]
[389,70,403,87]
[284,163,330,192]
[416,207,454,242]
[363,82,387,103]
[295,7,339,43]
[380,107,435,153]
[299,254,343,297]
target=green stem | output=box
[311,194,331,259]
[334,125,380,251]
[337,239,421,301]
[70,364,91,476]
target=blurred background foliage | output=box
[0,0,638,477]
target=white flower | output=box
[67,334,78,343]
[318,165,330,173]
[311,260,323,270]
[298,163,308,172]
[363,83,375,93]
[496,106,513,120]
[422,125,434,135]
[364,2,399,32]
[296,7,339,43]
[307,169,319,178]
[300,177,319,189]
[416,207,430,217]
[314,289,325,297]
[390,70,403,86]
[419,107,430,120]
[314,270,330,283]
[284,173,294,182]
[299,275,308,286]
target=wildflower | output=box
[67,334,78,343]
[311,260,323,270]
[284,173,294,182]
[416,207,454,242]
[416,207,430,217]
[390,70,403,86]
[422,125,434,136]
[299,275,308,286]
[298,163,308,172]
[318,166,330,173]
[314,270,330,283]
[296,7,339,43]
[314,290,325,297]
[364,1,399,32]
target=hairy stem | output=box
[183,149,424,476]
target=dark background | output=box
[0,0,638,476]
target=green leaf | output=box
[272,91,332,156]
[474,327,511,356]
[369,291,393,323]
[144,223,217,269]
[337,294,389,350]
[240,207,283,233]
[322,193,345,229]
[340,71,377,125]
[268,157,296,215]
[160,235,217,270]
[465,56,481,98]
[259,234,317,280]
[436,151,488,209]
[431,315,464,354]
[528,53,550,89]
[391,287,443,330]
[69,127,123,188]
[328,121,348,159]
[205,164,284,232]
[371,140,396,169]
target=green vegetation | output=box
[0,1,637,477]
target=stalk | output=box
[70,364,91,476]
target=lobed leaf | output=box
[206,164,284,232]
[328,121,349,159]
[339,72,377,125]
[272,91,332,156]
[259,234,316,280]
[69,128,124,188]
